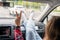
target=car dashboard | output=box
[0,22,45,40]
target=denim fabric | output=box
[23,13,42,40]
[26,19,42,40]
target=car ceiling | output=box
[24,0,60,5]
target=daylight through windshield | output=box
[0,0,47,20]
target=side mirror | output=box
[35,22,45,30]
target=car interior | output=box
[0,0,60,40]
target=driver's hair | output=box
[45,16,60,40]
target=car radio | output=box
[0,26,11,37]
[0,25,14,40]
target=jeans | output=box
[23,19,42,40]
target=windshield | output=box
[0,0,48,20]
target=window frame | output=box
[43,5,60,24]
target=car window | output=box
[3,0,48,19]
[44,6,60,24]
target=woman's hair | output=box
[45,16,60,40]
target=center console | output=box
[0,24,14,40]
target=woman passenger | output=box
[44,16,60,40]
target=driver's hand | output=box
[15,11,22,26]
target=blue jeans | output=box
[23,19,42,40]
